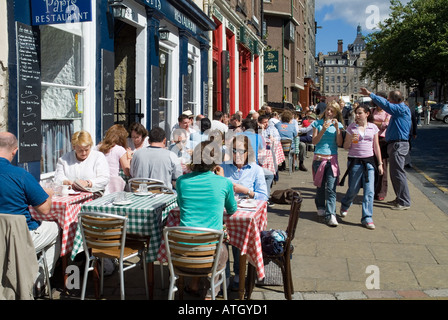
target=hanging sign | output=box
[31,0,92,26]
[264,50,279,73]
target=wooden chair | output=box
[280,139,295,175]
[78,212,149,300]
[163,226,227,300]
[246,190,302,300]
[127,177,174,194]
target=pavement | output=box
[46,147,448,301]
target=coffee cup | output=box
[61,185,70,196]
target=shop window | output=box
[157,48,173,142]
[40,24,86,175]
[186,51,198,113]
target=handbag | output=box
[270,189,295,204]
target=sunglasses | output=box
[233,148,247,155]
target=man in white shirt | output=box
[210,111,228,133]
[170,113,196,144]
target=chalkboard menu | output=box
[16,22,42,163]
[101,49,115,137]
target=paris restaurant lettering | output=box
[31,0,92,26]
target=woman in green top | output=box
[175,140,238,298]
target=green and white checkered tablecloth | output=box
[71,192,178,262]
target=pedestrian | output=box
[424,102,431,125]
[360,88,412,210]
[371,92,391,201]
[311,100,344,226]
[415,102,423,126]
[315,100,327,116]
[339,105,384,230]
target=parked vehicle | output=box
[435,104,448,124]
[430,103,445,120]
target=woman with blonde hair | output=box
[311,100,344,226]
[54,130,110,191]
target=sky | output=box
[315,0,410,54]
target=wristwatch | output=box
[247,189,252,197]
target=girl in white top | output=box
[54,131,110,191]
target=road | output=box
[408,120,448,214]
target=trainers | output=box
[317,209,325,216]
[326,215,338,227]
[386,199,398,205]
[363,222,375,230]
[391,203,411,211]
[340,208,348,217]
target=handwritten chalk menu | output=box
[101,49,114,137]
[16,22,42,163]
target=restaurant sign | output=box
[31,0,92,26]
[264,50,279,73]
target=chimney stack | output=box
[338,39,343,53]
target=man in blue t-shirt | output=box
[0,132,60,296]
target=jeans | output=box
[263,168,274,197]
[341,162,375,224]
[312,160,337,219]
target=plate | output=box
[238,200,257,208]
[113,200,132,206]
[134,192,153,196]
[68,190,81,195]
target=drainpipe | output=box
[282,23,285,105]
[205,0,214,117]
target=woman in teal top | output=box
[311,100,344,227]
[175,140,238,298]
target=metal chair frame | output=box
[78,212,149,300]
[280,139,295,175]
[127,177,174,194]
[163,226,227,300]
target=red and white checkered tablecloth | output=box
[157,200,268,280]
[273,140,285,165]
[30,192,95,256]
[259,141,285,174]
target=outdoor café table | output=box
[259,139,285,174]
[157,199,268,300]
[29,191,96,288]
[71,191,178,299]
